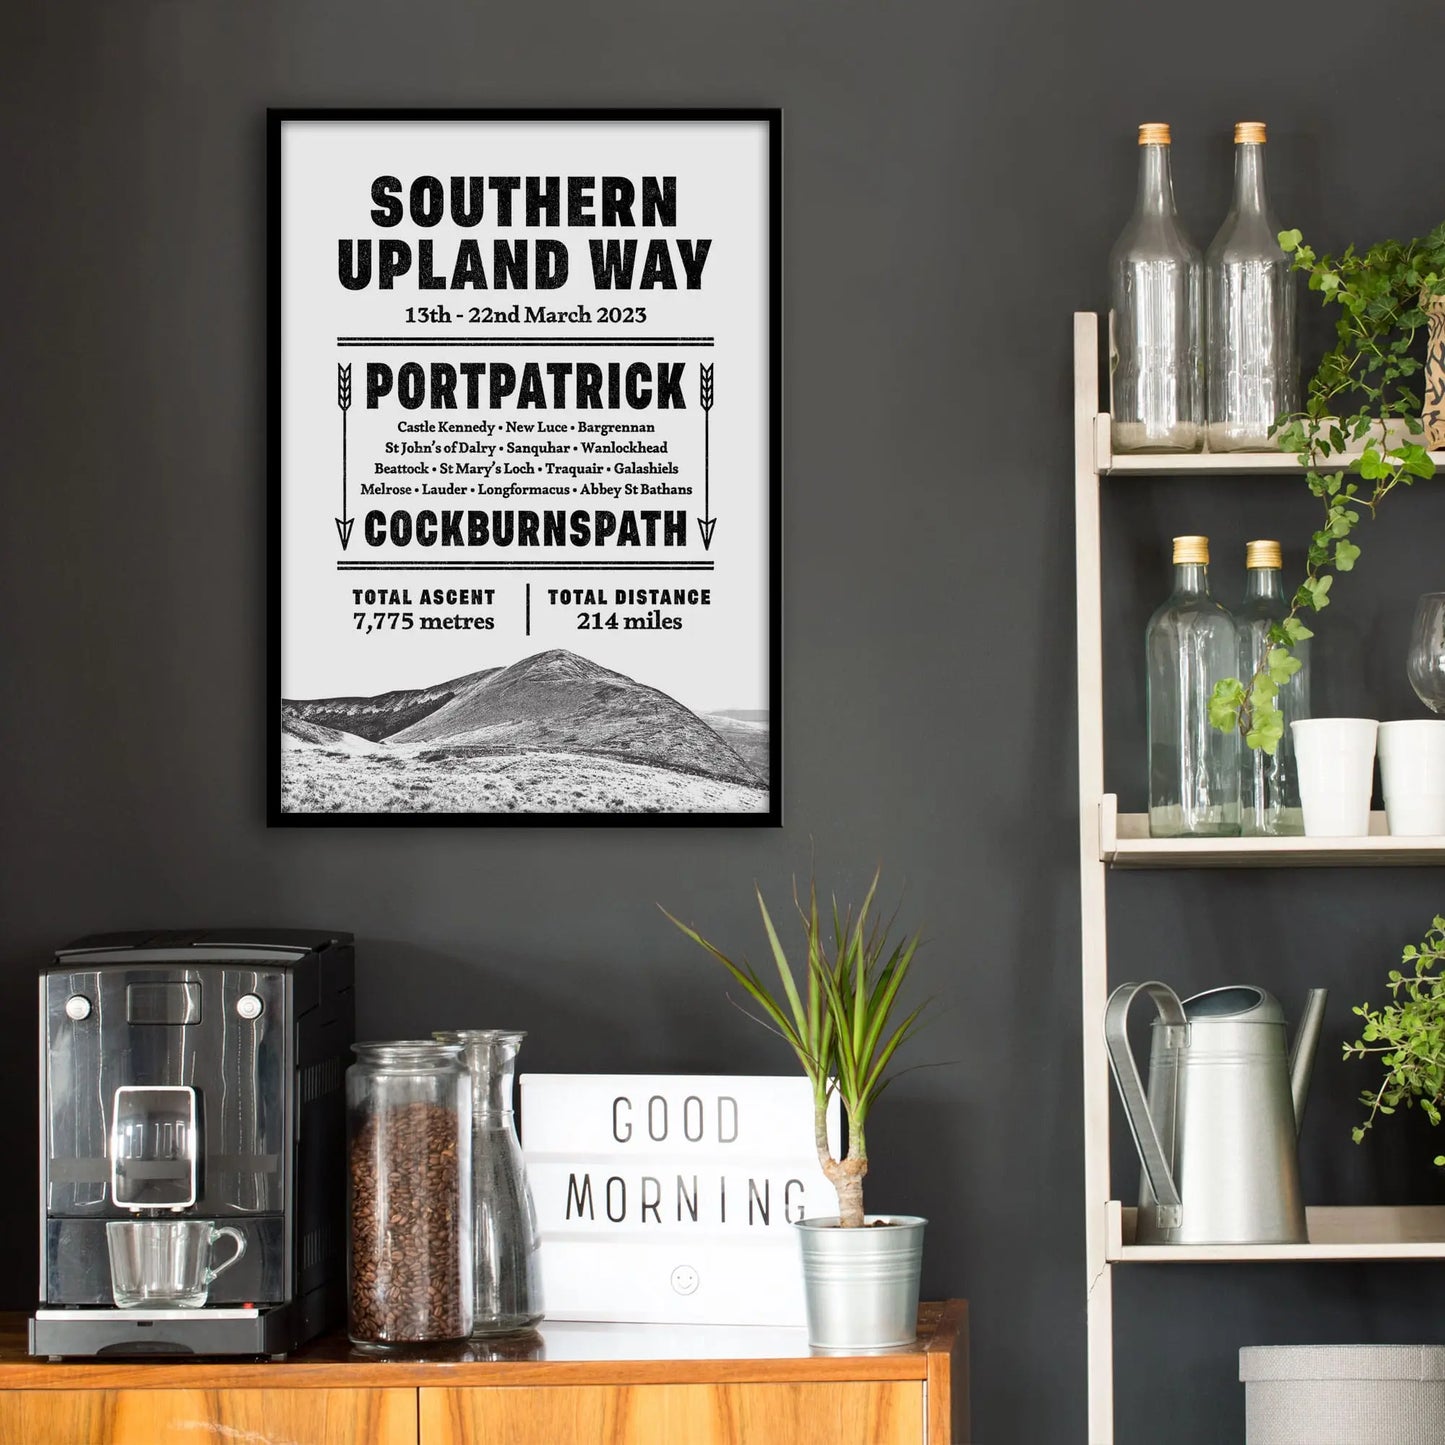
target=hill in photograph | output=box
[702,711,771,785]
[280,649,770,816]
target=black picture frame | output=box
[268,108,782,826]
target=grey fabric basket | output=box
[1241,1345,1445,1445]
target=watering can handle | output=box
[1104,982,1186,1224]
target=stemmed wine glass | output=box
[1408,593,1445,715]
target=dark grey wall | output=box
[3,2,1444,1439]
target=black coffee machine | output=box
[31,930,354,1358]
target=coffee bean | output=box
[348,1099,466,1344]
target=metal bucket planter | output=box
[795,1215,926,1351]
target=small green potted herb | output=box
[1345,917,1445,1158]
[663,870,933,1350]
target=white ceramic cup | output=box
[1378,720,1445,836]
[1291,718,1379,837]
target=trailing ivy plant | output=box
[1345,917,1445,1164]
[1209,223,1445,753]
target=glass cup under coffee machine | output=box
[107,1219,247,1309]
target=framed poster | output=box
[269,109,780,825]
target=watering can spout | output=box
[1289,989,1329,1136]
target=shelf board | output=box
[1093,414,1445,477]
[1099,795,1445,868]
[1107,1201,1445,1262]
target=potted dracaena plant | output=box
[662,870,933,1351]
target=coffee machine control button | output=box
[236,994,264,1020]
[64,994,92,1021]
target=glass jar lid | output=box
[433,1029,526,1044]
[352,1040,465,1070]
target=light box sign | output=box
[520,1074,840,1326]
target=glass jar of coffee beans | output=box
[346,1041,472,1350]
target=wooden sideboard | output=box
[0,1302,968,1445]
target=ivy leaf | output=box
[1245,715,1285,754]
[1278,228,1303,253]
[1395,442,1437,479]
[1267,647,1303,684]
[1335,539,1361,571]
[1282,617,1315,643]
[1245,685,1285,753]
[1276,420,1307,454]
[1301,575,1334,609]
[1209,678,1246,733]
[1356,447,1388,480]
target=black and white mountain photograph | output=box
[280,649,770,815]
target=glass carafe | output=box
[1109,122,1203,452]
[435,1030,544,1335]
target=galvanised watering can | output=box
[1104,983,1327,1246]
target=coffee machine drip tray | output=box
[30,1303,310,1360]
[35,1308,261,1321]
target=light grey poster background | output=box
[2,2,1443,1439]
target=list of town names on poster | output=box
[339,317,715,641]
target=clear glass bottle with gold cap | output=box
[1147,535,1241,837]
[1237,540,1309,834]
[1109,122,1203,452]
[1206,122,1298,450]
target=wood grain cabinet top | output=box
[0,1302,967,1445]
